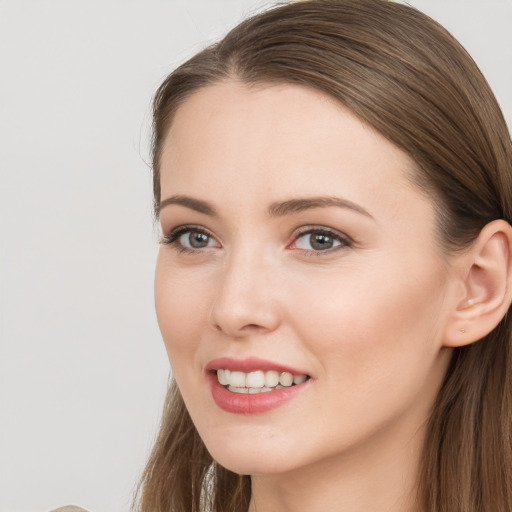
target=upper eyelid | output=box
[162,224,219,245]
[292,225,351,240]
[162,224,352,248]
[166,224,215,237]
[289,226,354,253]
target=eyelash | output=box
[160,225,216,254]
[160,225,353,255]
[290,226,353,256]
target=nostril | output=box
[214,322,268,334]
[209,296,281,337]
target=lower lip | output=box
[208,373,309,414]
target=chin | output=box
[204,437,299,476]
[214,456,293,476]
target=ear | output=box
[444,219,512,347]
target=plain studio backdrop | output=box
[0,1,511,511]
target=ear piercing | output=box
[459,328,466,333]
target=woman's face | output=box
[155,81,456,476]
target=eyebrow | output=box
[159,194,373,219]
[267,196,373,218]
[159,195,218,217]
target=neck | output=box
[248,419,426,512]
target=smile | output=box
[206,357,311,413]
[217,369,309,394]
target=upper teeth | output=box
[217,369,308,389]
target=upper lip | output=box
[205,357,309,375]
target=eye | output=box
[290,227,351,252]
[161,226,219,252]
[180,230,216,249]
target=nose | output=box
[209,249,282,338]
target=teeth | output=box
[217,369,230,386]
[249,386,272,394]
[279,372,293,387]
[246,371,265,388]
[217,369,308,391]
[228,386,248,394]
[230,371,246,388]
[264,370,279,388]
[293,374,307,385]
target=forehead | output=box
[159,80,429,222]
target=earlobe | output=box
[444,220,512,348]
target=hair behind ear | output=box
[420,313,512,510]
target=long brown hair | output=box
[136,1,512,510]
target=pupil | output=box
[311,233,333,250]
[189,232,209,248]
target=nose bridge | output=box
[209,240,281,337]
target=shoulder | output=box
[49,506,91,512]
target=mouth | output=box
[206,358,311,413]
[216,369,309,394]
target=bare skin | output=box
[154,81,495,511]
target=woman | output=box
[136,0,512,510]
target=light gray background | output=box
[1,1,511,511]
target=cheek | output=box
[279,259,451,450]
[154,252,213,364]
[287,257,449,386]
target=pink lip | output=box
[206,357,306,375]
[206,357,310,414]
